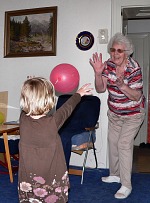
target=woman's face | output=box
[110,43,128,67]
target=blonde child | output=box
[18,77,92,203]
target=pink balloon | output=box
[50,63,80,93]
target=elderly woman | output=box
[90,33,145,199]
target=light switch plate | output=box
[99,29,108,44]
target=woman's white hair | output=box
[107,32,134,56]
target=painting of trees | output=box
[4,7,57,57]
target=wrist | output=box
[119,83,126,90]
[95,72,102,77]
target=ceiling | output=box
[122,7,150,20]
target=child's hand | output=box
[76,83,93,97]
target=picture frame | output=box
[4,6,57,58]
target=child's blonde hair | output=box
[20,77,55,116]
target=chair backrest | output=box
[56,95,101,135]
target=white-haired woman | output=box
[90,33,145,199]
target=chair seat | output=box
[71,130,96,149]
[71,142,94,155]
[72,142,94,151]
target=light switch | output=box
[99,29,108,44]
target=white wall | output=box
[0,0,111,168]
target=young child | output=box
[18,77,93,203]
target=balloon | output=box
[50,63,80,93]
[0,112,5,124]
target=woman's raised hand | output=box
[89,52,105,75]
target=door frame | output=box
[111,0,150,36]
[111,0,150,143]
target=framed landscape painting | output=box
[4,6,57,57]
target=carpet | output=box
[69,168,150,203]
[0,168,150,203]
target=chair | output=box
[56,94,100,184]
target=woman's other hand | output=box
[115,75,124,89]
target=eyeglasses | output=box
[110,48,128,53]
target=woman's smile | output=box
[110,43,127,67]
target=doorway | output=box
[126,33,150,145]
[112,0,150,145]
[122,7,150,145]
